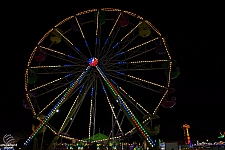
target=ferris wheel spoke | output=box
[118,87,150,115]
[28,64,86,75]
[47,78,90,119]
[115,113,125,137]
[29,64,85,69]
[102,35,138,64]
[99,78,124,135]
[102,37,142,69]
[119,41,162,65]
[61,77,93,134]
[101,12,122,52]
[88,86,94,141]
[44,124,57,135]
[104,60,168,73]
[99,26,120,59]
[74,16,92,57]
[88,78,98,141]
[33,72,78,75]
[64,75,92,104]
[105,34,139,64]
[153,91,169,115]
[98,66,162,93]
[111,82,150,115]
[100,22,142,62]
[114,21,142,48]
[112,37,161,61]
[27,70,89,98]
[28,73,74,92]
[47,53,81,65]
[58,85,84,133]
[119,97,147,116]
[111,59,170,65]
[95,10,100,57]
[37,88,68,116]
[107,60,170,71]
[45,123,57,134]
[123,47,156,61]
[126,93,168,136]
[53,28,88,60]
[104,63,146,72]
[96,25,102,58]
[46,75,72,95]
[106,68,166,72]
[105,62,166,72]
[58,79,94,133]
[36,116,58,134]
[65,94,83,134]
[62,28,72,35]
[107,73,160,93]
[38,46,84,63]
[116,71,166,89]
[34,73,84,98]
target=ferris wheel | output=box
[23,8,180,149]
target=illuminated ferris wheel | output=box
[23,8,180,149]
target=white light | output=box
[56,109,59,112]
[70,118,73,120]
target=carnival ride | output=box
[23,8,180,149]
[182,124,191,145]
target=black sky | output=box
[0,1,224,142]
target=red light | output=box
[88,57,98,66]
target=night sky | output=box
[0,1,224,143]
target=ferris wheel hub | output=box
[88,57,98,66]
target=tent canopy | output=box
[83,133,109,141]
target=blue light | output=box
[110,79,117,86]
[91,87,94,96]
[116,71,124,75]
[70,81,76,86]
[64,64,72,67]
[74,46,80,52]
[148,137,155,146]
[68,55,75,59]
[116,52,124,56]
[84,40,88,47]
[96,66,107,78]
[64,73,72,78]
[112,43,119,49]
[104,38,109,45]
[78,79,82,84]
[95,38,98,44]
[102,86,107,94]
[79,84,84,93]
[117,61,127,64]
[88,57,94,64]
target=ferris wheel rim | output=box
[24,8,174,147]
